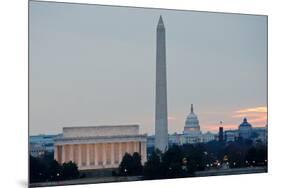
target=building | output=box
[224,118,267,143]
[147,135,155,148]
[54,125,147,170]
[155,15,168,152]
[30,134,61,157]
[202,132,216,143]
[252,127,267,143]
[238,118,253,139]
[224,130,239,142]
[183,104,202,144]
[30,143,47,157]
[169,133,186,146]
[219,127,224,142]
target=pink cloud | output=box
[235,106,267,114]
[233,106,267,126]
[203,106,267,132]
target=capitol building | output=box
[157,104,216,146]
[183,104,203,143]
[182,104,215,144]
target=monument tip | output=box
[158,15,164,25]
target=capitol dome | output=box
[183,104,201,135]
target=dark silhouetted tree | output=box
[61,161,79,180]
[119,152,143,176]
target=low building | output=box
[30,143,46,157]
[29,134,61,156]
[169,133,186,145]
[202,132,216,143]
[54,125,147,170]
[224,130,239,142]
[147,135,155,148]
[252,127,267,143]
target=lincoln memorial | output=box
[54,125,147,170]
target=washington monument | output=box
[155,16,168,152]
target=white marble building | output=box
[183,104,203,143]
[54,125,147,170]
[181,104,216,144]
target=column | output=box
[134,141,137,153]
[118,143,122,163]
[102,143,106,166]
[78,144,82,167]
[94,144,98,166]
[69,144,74,162]
[61,145,65,164]
[143,142,147,162]
[111,143,115,165]
[86,144,90,166]
[141,142,147,164]
[126,142,129,154]
[54,145,58,161]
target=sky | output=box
[29,1,267,135]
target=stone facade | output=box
[54,125,147,170]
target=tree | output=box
[119,152,144,176]
[132,152,143,175]
[143,145,191,179]
[61,161,79,180]
[182,144,205,172]
[245,145,267,166]
[162,145,187,178]
[46,160,62,181]
[143,150,164,179]
[30,155,47,183]
[30,152,80,183]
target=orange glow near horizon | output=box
[202,106,267,133]
[233,106,267,126]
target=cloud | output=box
[232,106,267,126]
[235,106,267,114]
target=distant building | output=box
[252,127,267,143]
[29,134,61,157]
[147,135,155,148]
[169,133,187,146]
[54,125,147,170]
[202,132,216,143]
[238,118,253,139]
[224,130,239,142]
[30,143,46,157]
[223,117,267,143]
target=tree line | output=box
[30,139,267,182]
[117,139,267,180]
[30,152,79,183]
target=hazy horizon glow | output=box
[29,2,267,136]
